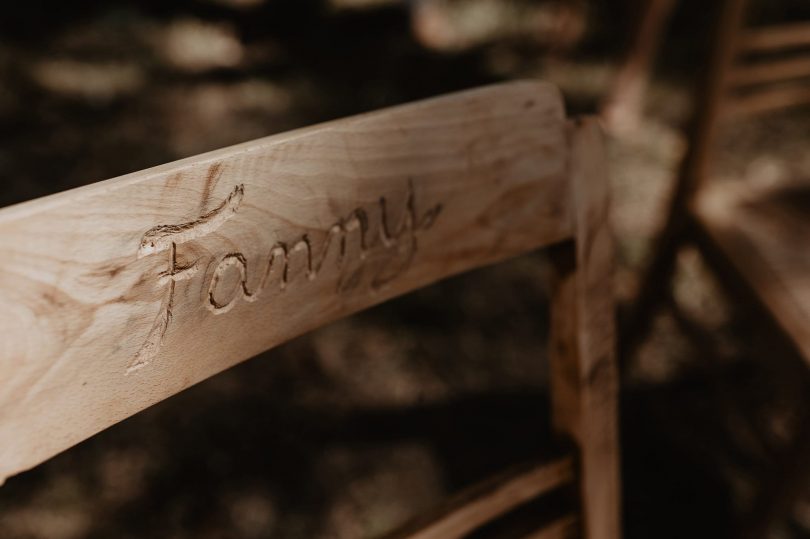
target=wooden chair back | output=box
[625,0,810,356]
[625,4,810,535]
[681,0,810,199]
[0,82,620,539]
[726,18,810,118]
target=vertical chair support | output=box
[549,119,621,539]
[601,0,679,132]
[622,0,750,359]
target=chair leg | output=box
[620,220,689,368]
[601,0,678,133]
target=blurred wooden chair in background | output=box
[0,82,620,538]
[625,0,810,536]
[602,0,679,133]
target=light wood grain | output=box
[385,457,575,539]
[0,81,572,482]
[549,119,621,539]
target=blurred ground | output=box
[1,1,810,538]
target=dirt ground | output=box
[1,1,810,538]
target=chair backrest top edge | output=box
[0,80,579,481]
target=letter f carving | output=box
[127,183,244,374]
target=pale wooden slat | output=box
[549,119,621,539]
[728,55,810,87]
[739,22,810,54]
[522,515,578,539]
[0,81,571,482]
[385,457,575,539]
[725,84,810,117]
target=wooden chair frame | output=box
[0,82,620,539]
[627,0,810,355]
[624,1,810,536]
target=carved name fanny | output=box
[127,178,442,374]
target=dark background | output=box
[1,1,809,537]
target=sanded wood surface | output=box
[695,180,810,364]
[0,81,572,482]
[549,119,621,539]
[385,457,575,539]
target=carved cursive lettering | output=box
[129,177,442,374]
[127,183,245,374]
[206,181,442,315]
